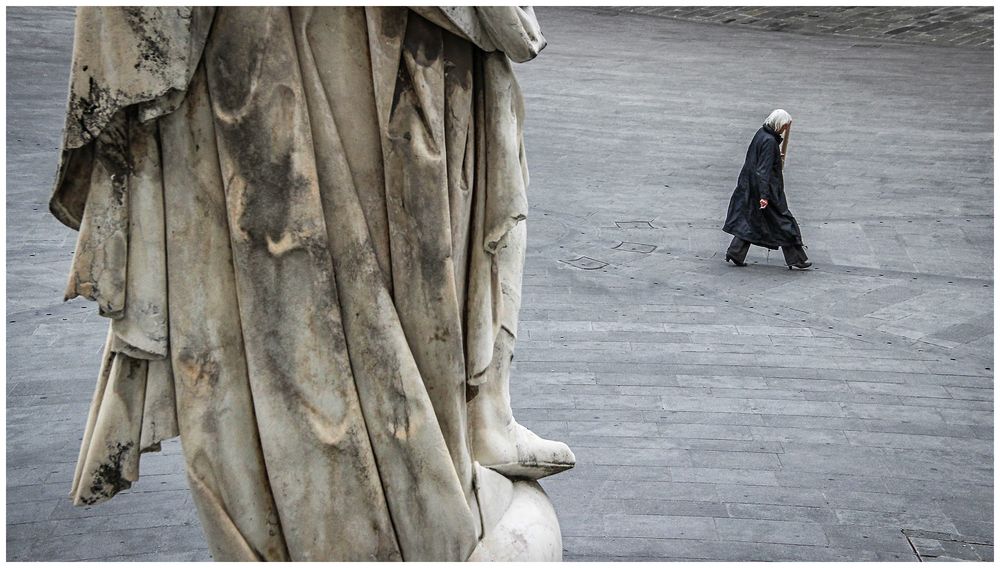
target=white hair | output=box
[764,109,792,131]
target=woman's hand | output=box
[759,199,769,209]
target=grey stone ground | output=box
[6,6,994,562]
[609,6,995,48]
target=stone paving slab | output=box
[6,6,994,563]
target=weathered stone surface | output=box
[26,5,573,562]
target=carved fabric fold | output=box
[68,114,178,508]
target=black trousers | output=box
[727,236,808,266]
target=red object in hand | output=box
[759,199,769,209]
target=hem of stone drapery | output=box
[49,164,86,230]
[418,7,547,64]
[68,349,180,507]
[484,213,526,255]
[51,87,195,232]
[63,101,179,506]
[60,104,172,350]
[70,342,180,506]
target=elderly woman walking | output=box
[723,109,811,269]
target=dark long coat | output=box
[723,125,803,249]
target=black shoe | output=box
[788,261,813,270]
[725,254,747,267]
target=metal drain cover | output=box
[559,256,608,270]
[613,241,657,253]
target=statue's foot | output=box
[476,421,575,480]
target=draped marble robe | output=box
[51,7,567,561]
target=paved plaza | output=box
[6,6,994,562]
[611,5,995,48]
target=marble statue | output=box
[50,7,575,561]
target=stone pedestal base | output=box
[469,465,563,561]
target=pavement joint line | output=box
[903,530,927,562]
